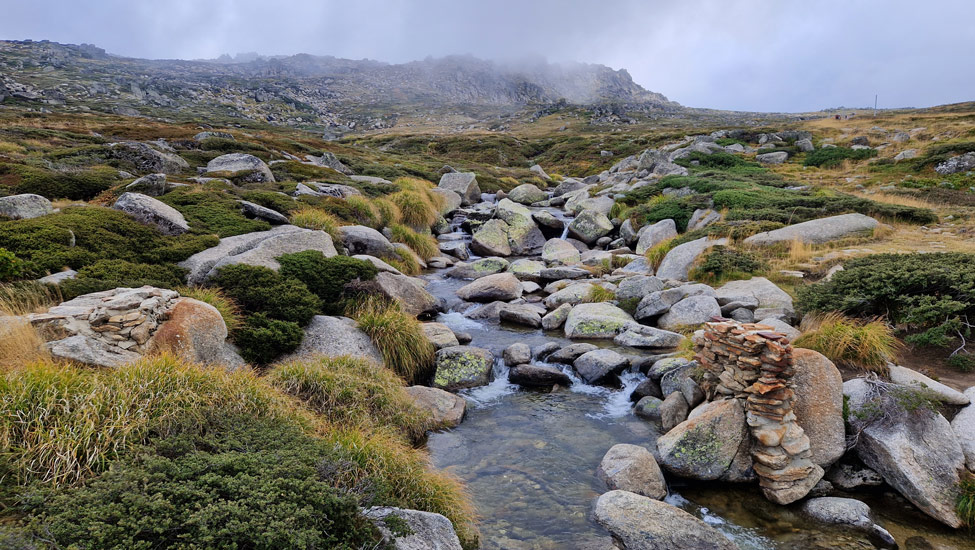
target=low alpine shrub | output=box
[277,251,377,314]
[233,313,304,365]
[211,264,320,325]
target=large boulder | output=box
[496,199,545,254]
[657,398,751,482]
[744,213,879,246]
[339,225,397,259]
[845,378,966,527]
[432,345,494,391]
[420,322,460,350]
[541,303,572,330]
[635,219,678,255]
[404,386,466,429]
[614,323,685,349]
[499,303,543,328]
[356,272,440,318]
[364,506,462,550]
[800,497,896,547]
[205,152,275,183]
[541,238,581,265]
[791,349,845,468]
[564,303,634,339]
[715,277,793,314]
[756,151,789,164]
[509,364,573,388]
[238,200,289,225]
[47,334,142,367]
[448,257,509,280]
[951,387,975,471]
[438,172,480,205]
[179,226,335,284]
[113,192,189,235]
[574,349,629,385]
[543,282,597,309]
[634,288,685,321]
[657,296,721,330]
[615,275,665,304]
[109,142,189,174]
[593,490,736,550]
[0,193,53,219]
[656,238,726,281]
[597,444,667,499]
[279,316,384,366]
[125,173,168,196]
[456,273,523,302]
[431,188,462,214]
[935,151,975,175]
[507,258,545,281]
[508,183,547,205]
[568,209,613,245]
[470,219,511,257]
[148,298,237,367]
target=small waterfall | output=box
[462,357,515,406]
[559,221,569,240]
[665,494,775,550]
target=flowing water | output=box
[421,270,973,550]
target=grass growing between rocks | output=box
[347,295,436,384]
[0,355,478,548]
[958,477,975,529]
[389,223,440,260]
[289,205,344,243]
[794,313,901,374]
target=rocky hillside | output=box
[0,40,676,135]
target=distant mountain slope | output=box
[0,40,677,134]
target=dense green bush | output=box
[57,260,187,299]
[278,252,377,314]
[240,190,297,215]
[797,253,975,357]
[211,264,320,325]
[0,248,23,281]
[233,313,305,365]
[159,188,270,237]
[804,146,878,168]
[628,195,711,231]
[199,137,270,156]
[0,163,120,200]
[0,207,216,278]
[676,151,759,170]
[690,246,767,284]
[25,416,381,550]
[269,160,349,184]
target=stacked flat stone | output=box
[696,320,824,505]
[31,286,179,354]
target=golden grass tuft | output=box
[644,238,675,270]
[346,195,381,228]
[346,295,436,384]
[583,284,616,303]
[787,237,815,263]
[389,223,440,260]
[391,190,439,228]
[176,286,242,333]
[794,312,902,374]
[290,206,344,243]
[373,197,403,227]
[388,248,422,275]
[0,282,59,367]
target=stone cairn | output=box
[30,286,180,365]
[697,319,824,504]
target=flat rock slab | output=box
[744,213,879,246]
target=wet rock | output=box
[614,322,685,349]
[502,343,532,367]
[496,199,546,255]
[792,348,845,467]
[438,172,480,205]
[888,364,970,405]
[280,315,384,366]
[448,257,509,279]
[825,462,884,490]
[421,322,460,350]
[564,302,634,339]
[0,193,53,220]
[574,349,629,385]
[593,490,735,550]
[659,391,690,432]
[658,398,748,481]
[541,303,572,330]
[635,219,678,254]
[568,209,614,245]
[597,444,667,499]
[656,237,726,281]
[439,240,470,261]
[113,192,189,235]
[532,342,561,361]
[507,258,545,281]
[508,183,547,205]
[339,225,397,259]
[463,301,506,321]
[635,396,665,422]
[206,152,275,183]
[547,343,598,364]
[365,506,462,550]
[471,219,512,257]
[541,238,581,264]
[631,378,663,402]
[405,386,466,429]
[801,497,896,548]
[433,345,494,391]
[499,303,543,328]
[509,364,573,388]
[744,213,879,246]
[657,295,721,330]
[456,273,523,302]
[532,210,564,232]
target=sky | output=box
[1,0,972,112]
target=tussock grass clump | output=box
[644,238,675,270]
[373,197,403,227]
[391,190,439,228]
[389,223,439,260]
[176,286,242,333]
[583,285,616,303]
[389,247,422,275]
[0,281,58,367]
[289,205,343,243]
[958,477,975,529]
[268,355,431,441]
[345,195,380,228]
[347,295,435,384]
[794,312,901,373]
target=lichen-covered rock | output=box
[448,257,509,279]
[456,273,523,302]
[125,173,168,196]
[541,238,581,264]
[354,272,440,318]
[593,490,736,550]
[615,275,665,304]
[404,386,466,429]
[568,209,613,245]
[113,192,189,235]
[499,303,543,328]
[496,199,545,254]
[433,345,494,391]
[507,258,545,281]
[206,152,275,183]
[109,142,189,174]
[564,302,634,339]
[438,172,480,205]
[614,323,684,349]
[508,183,547,205]
[657,398,749,481]
[541,303,572,330]
[431,188,462,215]
[365,506,463,550]
[0,193,53,219]
[470,219,512,257]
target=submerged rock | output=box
[593,490,736,550]
[509,364,573,388]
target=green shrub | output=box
[199,137,270,156]
[0,206,216,278]
[239,190,297,215]
[55,260,187,299]
[690,246,766,284]
[677,151,758,170]
[959,478,975,528]
[0,248,24,281]
[212,264,320,325]
[797,253,975,357]
[0,163,120,200]
[278,252,377,314]
[804,147,878,168]
[234,313,304,365]
[269,160,349,184]
[24,416,382,550]
[159,188,270,237]
[628,195,710,231]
